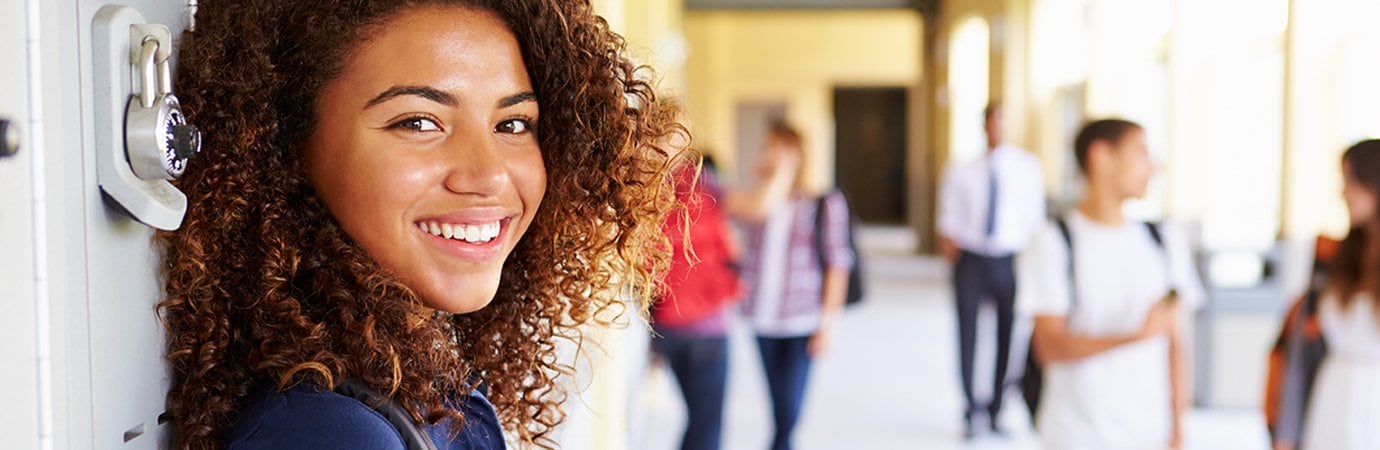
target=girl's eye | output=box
[496,118,534,135]
[388,117,441,132]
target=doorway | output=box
[834,87,908,224]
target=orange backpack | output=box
[1263,236,1337,444]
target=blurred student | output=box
[1272,139,1380,450]
[937,103,1046,436]
[1017,119,1203,450]
[729,121,854,450]
[652,155,743,450]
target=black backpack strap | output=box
[1303,285,1322,315]
[813,195,828,269]
[335,380,439,450]
[1145,222,1164,248]
[1054,218,1076,312]
[1144,221,1178,294]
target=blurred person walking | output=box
[653,155,743,450]
[937,103,1046,437]
[730,121,855,450]
[1271,139,1380,450]
[1018,119,1203,450]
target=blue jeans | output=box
[756,335,813,450]
[653,331,729,450]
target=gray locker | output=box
[4,1,197,449]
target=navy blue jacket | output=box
[227,383,505,449]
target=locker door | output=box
[0,0,41,449]
[31,1,195,448]
[76,2,193,448]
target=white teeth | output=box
[416,220,502,244]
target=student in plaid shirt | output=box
[729,121,854,450]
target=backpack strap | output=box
[813,195,828,270]
[1055,218,1077,312]
[1144,221,1179,295]
[1145,222,1164,248]
[334,380,439,450]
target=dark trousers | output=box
[953,251,1017,422]
[756,336,813,450]
[653,332,729,450]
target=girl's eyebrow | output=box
[496,91,537,109]
[363,85,458,109]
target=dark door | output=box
[834,87,908,224]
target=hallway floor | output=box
[636,227,1272,450]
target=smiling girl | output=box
[157,1,683,448]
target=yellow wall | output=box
[682,10,923,191]
[597,0,687,94]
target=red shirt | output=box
[655,165,741,328]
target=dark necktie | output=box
[985,163,998,238]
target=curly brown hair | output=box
[157,0,686,448]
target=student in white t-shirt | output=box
[1017,119,1204,450]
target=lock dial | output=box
[127,93,199,180]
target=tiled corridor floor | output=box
[635,227,1272,450]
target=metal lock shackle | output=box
[136,37,172,108]
[126,31,201,181]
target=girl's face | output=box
[1343,160,1377,227]
[305,6,546,313]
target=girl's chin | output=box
[423,296,496,315]
[418,279,501,315]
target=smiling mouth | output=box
[416,219,502,244]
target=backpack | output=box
[812,190,866,306]
[1020,219,1165,422]
[1263,236,1336,446]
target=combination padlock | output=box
[94,7,198,230]
[126,35,200,180]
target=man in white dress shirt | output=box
[937,103,1047,437]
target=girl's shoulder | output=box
[228,383,508,450]
[228,383,405,450]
